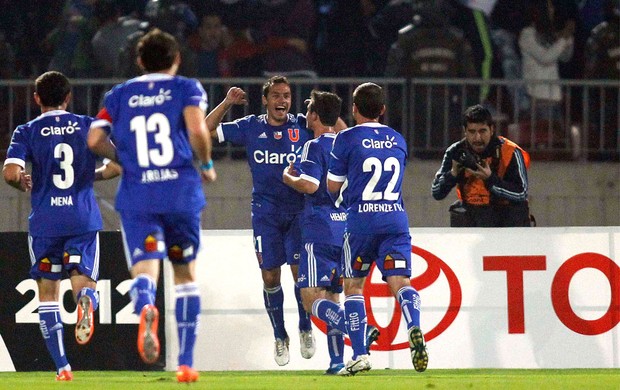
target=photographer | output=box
[431,104,531,227]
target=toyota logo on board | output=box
[311,245,462,351]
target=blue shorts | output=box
[28,231,100,281]
[252,212,301,270]
[342,231,412,279]
[297,242,343,293]
[119,210,201,268]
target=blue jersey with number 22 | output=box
[328,122,409,234]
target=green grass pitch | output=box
[1,369,620,389]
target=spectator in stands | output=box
[489,0,530,116]
[384,0,477,156]
[431,104,532,227]
[251,0,317,77]
[584,0,619,80]
[91,0,145,78]
[0,31,16,80]
[46,0,99,118]
[143,0,198,43]
[583,0,619,159]
[365,0,413,76]
[187,12,231,78]
[313,1,376,77]
[118,0,199,77]
[448,0,500,105]
[518,0,575,127]
[0,31,17,155]
[46,0,98,78]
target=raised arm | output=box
[205,87,247,138]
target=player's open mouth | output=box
[275,106,287,113]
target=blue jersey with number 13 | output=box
[93,74,208,213]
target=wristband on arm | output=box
[200,160,214,170]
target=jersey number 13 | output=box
[131,113,174,168]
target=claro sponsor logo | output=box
[362,135,397,149]
[128,89,172,107]
[253,145,300,165]
[40,122,80,136]
[312,249,620,351]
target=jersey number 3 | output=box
[53,143,74,189]
[131,113,174,168]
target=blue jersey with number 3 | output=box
[93,74,208,213]
[5,110,102,237]
[328,122,409,234]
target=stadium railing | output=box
[0,77,618,161]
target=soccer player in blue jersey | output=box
[327,82,428,375]
[205,78,346,366]
[87,28,216,383]
[283,90,380,375]
[3,71,121,381]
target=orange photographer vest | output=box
[456,137,530,206]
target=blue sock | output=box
[344,294,367,359]
[76,287,99,311]
[326,325,344,367]
[39,302,70,373]
[263,285,287,340]
[397,286,421,329]
[130,274,156,314]
[312,298,346,334]
[294,284,312,332]
[175,282,200,367]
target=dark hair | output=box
[34,71,70,107]
[529,1,555,45]
[262,75,290,98]
[137,28,179,72]
[307,90,342,127]
[462,104,495,128]
[353,82,384,119]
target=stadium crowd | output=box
[0,0,615,82]
[0,0,617,158]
